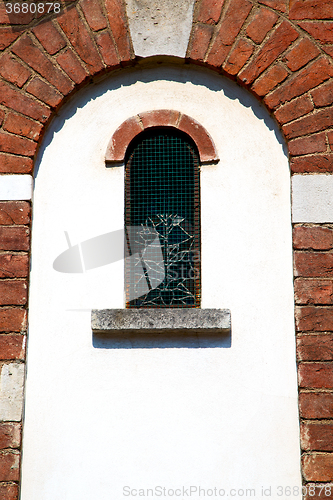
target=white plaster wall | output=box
[21,65,301,500]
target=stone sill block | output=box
[91,308,231,334]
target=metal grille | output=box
[125,128,200,308]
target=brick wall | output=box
[1,0,333,496]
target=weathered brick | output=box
[0,2,34,24]
[295,252,333,277]
[0,309,26,332]
[0,255,29,278]
[0,482,19,500]
[95,31,119,67]
[293,226,333,250]
[0,202,30,225]
[324,47,333,59]
[297,334,333,359]
[301,422,333,451]
[223,38,254,76]
[246,7,278,44]
[206,0,253,68]
[0,132,36,157]
[105,0,132,62]
[295,280,333,305]
[0,334,25,360]
[299,22,333,44]
[188,24,213,62]
[251,63,288,97]
[238,21,298,85]
[0,423,21,449]
[57,7,104,74]
[290,0,333,19]
[275,95,313,125]
[33,20,66,55]
[299,362,333,388]
[0,28,20,50]
[3,113,42,141]
[289,132,327,156]
[139,110,179,129]
[291,155,333,173]
[0,281,27,306]
[299,392,333,419]
[328,131,333,151]
[196,0,225,24]
[56,47,89,85]
[312,81,333,108]
[0,53,31,88]
[12,34,73,95]
[0,227,29,251]
[0,110,5,127]
[283,108,333,140]
[81,0,108,31]
[0,154,33,174]
[302,453,333,482]
[0,81,51,123]
[258,0,287,12]
[26,78,63,108]
[284,38,320,72]
[0,451,20,481]
[265,57,333,110]
[296,307,333,332]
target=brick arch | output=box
[1,0,333,496]
[105,110,219,164]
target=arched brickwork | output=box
[1,0,333,497]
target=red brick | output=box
[295,280,333,305]
[289,133,327,156]
[26,78,63,108]
[0,81,51,123]
[0,227,29,251]
[0,423,21,449]
[33,20,66,55]
[0,202,30,225]
[0,255,29,278]
[291,155,333,173]
[57,7,104,74]
[0,28,20,50]
[258,0,287,12]
[0,451,20,481]
[0,281,27,306]
[301,422,333,451]
[105,116,143,161]
[0,132,36,157]
[206,0,253,68]
[178,114,218,162]
[3,113,42,141]
[105,0,132,62]
[0,308,26,332]
[81,0,108,31]
[295,252,333,277]
[265,57,333,110]
[328,132,333,150]
[299,392,333,418]
[284,38,320,72]
[0,154,33,174]
[0,483,18,500]
[95,31,119,67]
[140,110,179,129]
[275,95,314,125]
[196,0,225,24]
[297,334,333,360]
[299,362,333,388]
[324,47,333,59]
[223,38,254,76]
[12,34,73,95]
[302,453,333,482]
[56,48,89,85]
[299,22,333,44]
[296,307,333,332]
[246,7,278,45]
[0,110,4,127]
[251,63,288,97]
[290,0,333,19]
[312,81,333,108]
[283,108,333,140]
[0,53,31,88]
[0,334,25,360]
[293,226,333,250]
[238,21,298,85]
[188,24,213,62]
[0,2,34,24]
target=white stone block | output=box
[0,363,25,421]
[125,0,195,57]
[292,174,333,222]
[0,175,33,200]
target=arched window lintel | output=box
[105,110,219,165]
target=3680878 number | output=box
[5,2,61,14]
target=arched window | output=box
[125,128,200,308]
